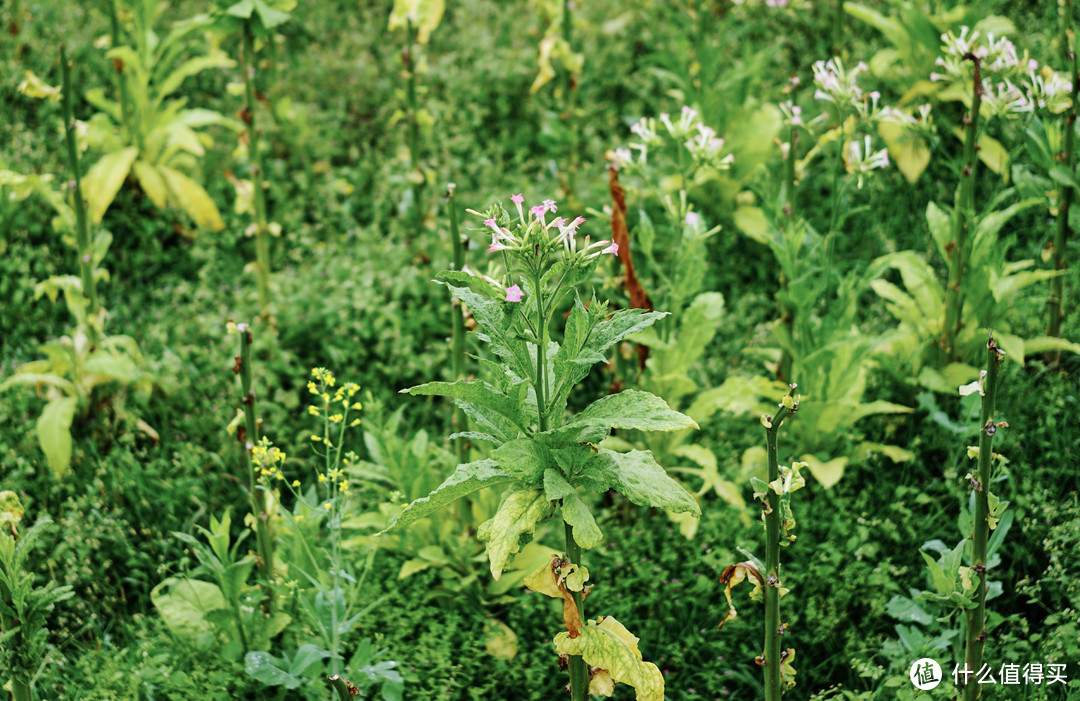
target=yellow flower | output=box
[350,418,361,427]
[329,413,344,424]
[311,435,323,443]
[323,503,332,510]
[292,480,301,487]
[308,405,320,416]
[338,480,350,493]
[318,474,329,483]
[307,381,318,395]
[351,402,363,411]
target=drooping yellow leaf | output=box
[83,147,138,224]
[717,561,764,629]
[879,119,930,183]
[158,165,225,231]
[132,161,169,211]
[17,70,61,101]
[477,488,554,580]
[798,454,846,489]
[554,617,664,701]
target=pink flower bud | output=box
[505,284,524,303]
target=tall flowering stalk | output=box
[240,26,274,321]
[383,194,699,701]
[447,184,468,463]
[930,28,1026,361]
[1048,0,1079,350]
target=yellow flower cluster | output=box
[251,437,286,481]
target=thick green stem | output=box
[963,334,1003,701]
[762,402,792,701]
[447,186,468,462]
[107,0,132,137]
[60,45,101,348]
[564,521,588,701]
[1048,0,1077,350]
[238,326,274,608]
[241,24,272,321]
[533,269,549,432]
[943,57,983,363]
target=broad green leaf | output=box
[483,618,518,660]
[245,651,308,689]
[734,205,770,245]
[952,127,1009,176]
[405,379,529,433]
[885,595,934,626]
[926,201,951,263]
[151,577,226,645]
[38,396,78,478]
[992,267,1062,303]
[83,147,138,224]
[492,438,551,485]
[563,390,698,434]
[379,459,513,535]
[158,166,226,231]
[388,0,445,44]
[844,3,909,51]
[477,489,554,580]
[686,375,787,422]
[919,550,953,596]
[1022,335,1080,357]
[440,278,531,379]
[651,292,725,373]
[157,54,235,101]
[83,351,139,384]
[584,449,700,516]
[561,494,603,549]
[554,617,664,701]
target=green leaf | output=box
[378,459,513,535]
[798,454,847,489]
[476,489,554,580]
[37,396,78,478]
[388,0,445,44]
[440,278,531,379]
[1022,336,1080,357]
[245,651,305,689]
[83,147,138,224]
[919,550,953,597]
[492,438,551,486]
[584,449,700,516]
[83,351,139,384]
[151,577,226,646]
[561,494,603,549]
[733,205,771,244]
[926,201,951,263]
[132,161,169,211]
[543,468,574,501]
[563,390,698,434]
[158,165,226,231]
[651,292,725,373]
[553,617,665,701]
[879,119,930,183]
[404,379,529,433]
[157,54,235,101]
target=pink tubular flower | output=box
[543,199,558,213]
[505,284,524,303]
[483,218,503,238]
[602,242,619,256]
[510,193,525,221]
[488,239,512,253]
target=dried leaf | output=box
[608,165,652,368]
[717,561,764,629]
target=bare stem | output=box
[447,186,468,462]
[241,24,272,321]
[963,333,1003,701]
[762,398,793,701]
[1048,0,1077,353]
[59,44,101,348]
[564,521,588,701]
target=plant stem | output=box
[238,325,275,608]
[1048,0,1077,354]
[405,19,423,236]
[241,24,272,321]
[963,333,1003,701]
[59,44,101,349]
[762,402,792,701]
[447,185,468,463]
[943,56,982,363]
[533,270,549,432]
[106,0,132,138]
[564,521,588,701]
[561,0,578,200]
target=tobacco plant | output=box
[381,195,701,700]
[2,49,152,478]
[80,0,239,230]
[719,387,803,699]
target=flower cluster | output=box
[813,58,869,108]
[1019,61,1073,114]
[613,106,733,171]
[471,195,617,302]
[848,136,890,188]
[930,27,1032,119]
[251,436,286,483]
[307,368,362,434]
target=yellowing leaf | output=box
[477,489,554,580]
[879,119,929,183]
[132,161,169,211]
[83,147,138,224]
[18,70,62,101]
[388,0,445,44]
[523,554,584,636]
[717,561,764,629]
[734,205,771,245]
[483,618,518,660]
[952,127,1009,177]
[0,491,25,530]
[158,165,225,231]
[799,454,847,489]
[554,617,664,701]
